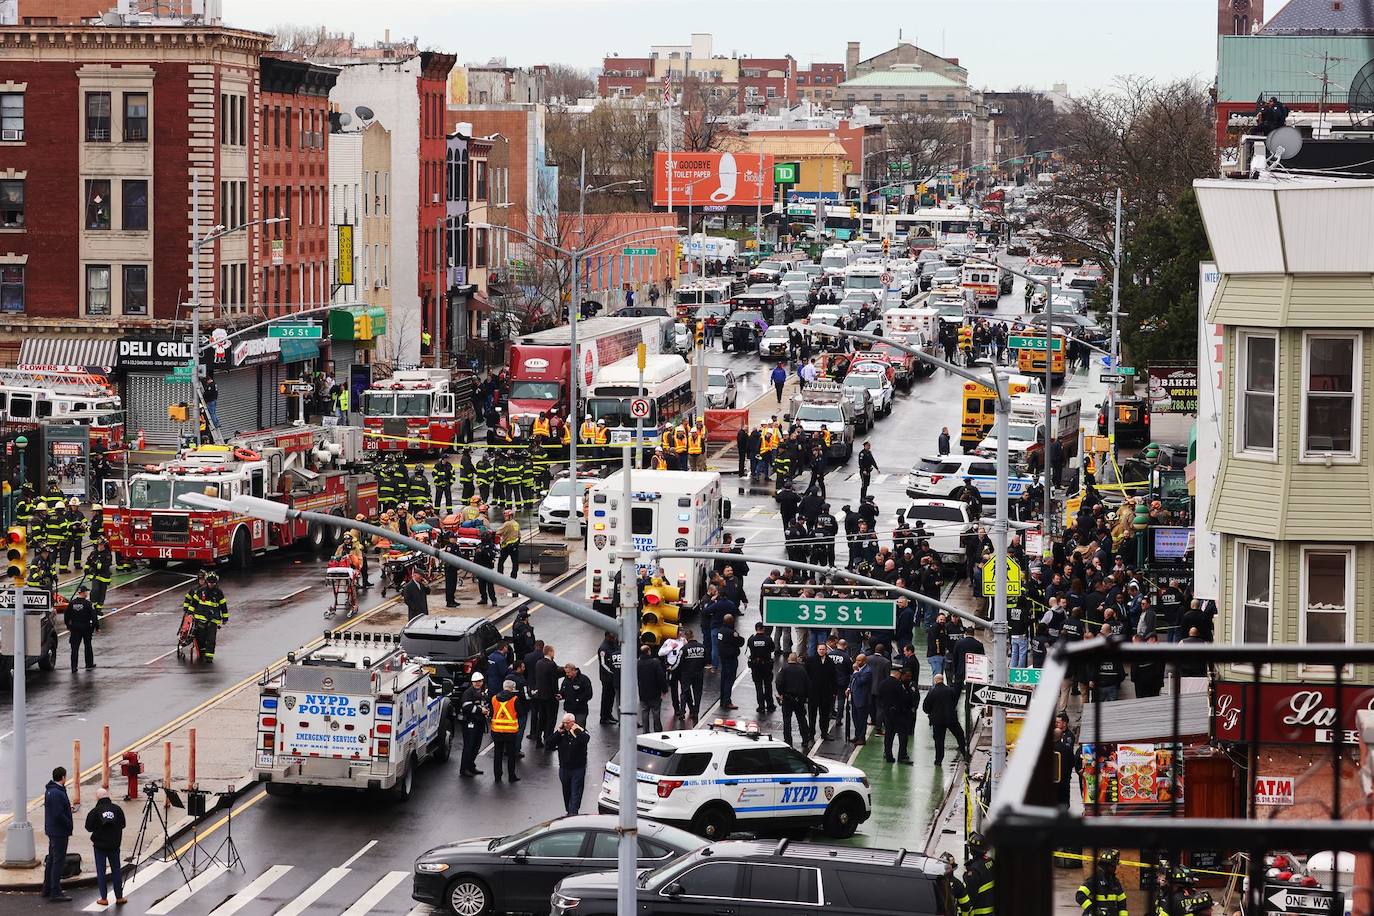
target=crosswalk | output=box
[79,856,424,916]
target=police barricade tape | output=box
[1049,850,1244,879]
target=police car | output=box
[597,719,872,841]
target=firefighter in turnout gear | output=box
[407,465,432,511]
[1075,848,1128,916]
[193,572,228,662]
[432,454,455,511]
[15,483,36,529]
[521,448,538,508]
[30,544,59,593]
[376,457,400,512]
[41,478,66,514]
[84,537,114,614]
[956,833,994,916]
[60,498,86,573]
[475,452,494,502]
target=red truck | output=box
[506,316,673,429]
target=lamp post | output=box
[473,221,679,538]
[2,433,32,868]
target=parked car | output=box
[706,368,739,408]
[537,475,594,532]
[900,498,975,563]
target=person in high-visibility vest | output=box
[660,427,677,469]
[673,423,689,464]
[594,420,611,466]
[532,412,552,442]
[652,448,670,471]
[579,414,598,462]
[687,421,706,472]
[757,425,778,479]
[1083,449,1097,487]
[489,678,523,783]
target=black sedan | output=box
[413,814,705,916]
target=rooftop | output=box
[839,67,963,90]
[1262,0,1374,33]
[1216,34,1374,101]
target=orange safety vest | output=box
[687,429,705,454]
[673,428,688,453]
[490,695,519,734]
[661,429,674,450]
[533,418,551,438]
[821,429,832,447]
[653,453,669,470]
[759,429,777,454]
[561,424,571,444]
[595,427,610,445]
[580,421,597,443]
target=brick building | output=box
[257,54,337,317]
[796,63,847,105]
[597,35,802,114]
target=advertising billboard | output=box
[654,151,775,207]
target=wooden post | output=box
[162,741,172,809]
[101,725,110,790]
[188,728,196,790]
[71,740,80,808]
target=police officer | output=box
[676,629,707,721]
[83,537,114,615]
[433,453,455,512]
[193,572,228,662]
[1074,848,1128,916]
[512,607,536,658]
[857,442,879,502]
[774,652,811,746]
[747,622,776,713]
[64,584,99,672]
[489,678,523,783]
[596,631,621,725]
[814,503,839,567]
[457,672,489,777]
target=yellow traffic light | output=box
[353,312,372,340]
[695,320,705,348]
[6,526,27,584]
[882,237,890,253]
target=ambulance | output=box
[584,469,729,612]
[253,629,454,800]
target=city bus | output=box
[585,354,693,445]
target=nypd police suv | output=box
[597,719,872,840]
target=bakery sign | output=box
[1213,682,1374,745]
[232,334,281,368]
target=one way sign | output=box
[1264,883,1343,915]
[969,684,1032,710]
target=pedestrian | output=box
[876,666,915,764]
[401,567,429,620]
[636,644,668,731]
[532,644,560,747]
[770,362,787,403]
[63,584,99,672]
[489,678,523,783]
[457,672,489,777]
[596,632,621,725]
[677,628,706,720]
[774,652,812,746]
[735,425,749,476]
[558,662,593,727]
[716,614,743,710]
[549,713,590,816]
[85,787,127,907]
[42,766,73,902]
[847,653,873,745]
[746,622,776,714]
[805,643,836,740]
[926,611,950,679]
[938,426,951,456]
[922,674,969,766]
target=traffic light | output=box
[639,581,683,644]
[168,403,188,422]
[6,526,27,584]
[882,237,891,253]
[958,326,973,352]
[353,311,373,340]
[694,320,705,348]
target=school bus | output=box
[959,374,1039,452]
[1013,333,1067,381]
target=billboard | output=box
[654,151,775,207]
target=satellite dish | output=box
[338,112,353,127]
[1266,126,1303,161]
[355,106,375,121]
[1347,58,1374,128]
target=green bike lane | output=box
[840,723,965,851]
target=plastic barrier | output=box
[704,408,749,443]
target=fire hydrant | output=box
[119,751,143,801]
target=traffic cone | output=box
[136,429,146,451]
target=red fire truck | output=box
[104,426,376,569]
[360,368,477,453]
[0,368,125,451]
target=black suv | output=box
[551,840,956,916]
[400,615,504,694]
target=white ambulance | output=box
[253,629,454,800]
[584,469,729,612]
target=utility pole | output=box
[2,590,35,867]
[566,150,586,539]
[615,448,640,916]
[191,170,203,439]
[1108,188,1121,449]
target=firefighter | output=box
[83,536,114,614]
[408,464,432,511]
[377,457,400,512]
[773,434,793,484]
[489,677,523,783]
[41,478,65,514]
[193,572,228,663]
[475,451,494,502]
[15,483,36,529]
[957,832,994,916]
[29,505,55,554]
[502,450,523,509]
[433,453,455,511]
[459,450,477,503]
[521,447,538,509]
[687,420,706,472]
[1074,848,1128,916]
[30,544,59,593]
[181,571,207,630]
[61,498,86,573]
[88,504,105,551]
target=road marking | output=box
[341,870,409,916]
[146,862,227,914]
[339,839,377,869]
[275,867,351,916]
[142,647,181,666]
[275,585,312,602]
[55,575,198,640]
[206,864,292,916]
[0,730,12,742]
[742,506,762,519]
[83,857,175,911]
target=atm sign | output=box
[1254,776,1294,806]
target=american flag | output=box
[662,73,672,106]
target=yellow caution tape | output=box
[1050,850,1243,879]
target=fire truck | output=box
[0,368,125,451]
[103,425,376,569]
[360,368,477,453]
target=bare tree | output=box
[878,114,966,182]
[543,64,595,103]
[995,88,1061,156]
[545,105,659,211]
[679,77,738,152]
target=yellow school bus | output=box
[959,375,1037,452]
[1014,334,1066,381]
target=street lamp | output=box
[471,220,679,538]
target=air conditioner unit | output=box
[374,279,383,289]
[432,193,440,204]
[1,129,22,141]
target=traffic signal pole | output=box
[2,586,36,868]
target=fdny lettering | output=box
[781,785,818,804]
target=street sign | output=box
[1118,366,1137,376]
[164,365,193,383]
[1008,667,1042,686]
[622,247,658,257]
[762,597,896,629]
[1263,884,1342,915]
[970,684,1033,710]
[1100,373,1123,382]
[0,587,52,610]
[628,397,652,419]
[964,653,989,685]
[1007,335,1063,352]
[269,324,323,340]
[981,558,1022,597]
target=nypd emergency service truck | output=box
[598,719,872,840]
[585,469,729,612]
[253,629,454,800]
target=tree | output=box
[1116,189,1212,366]
[995,88,1061,156]
[545,105,658,211]
[543,64,595,103]
[678,77,738,152]
[875,114,965,185]
[1034,77,1214,267]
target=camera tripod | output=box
[127,781,189,886]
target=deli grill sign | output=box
[1213,682,1374,745]
[117,336,194,370]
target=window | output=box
[522,831,586,858]
[85,92,112,142]
[1238,333,1276,454]
[745,865,820,905]
[475,227,488,267]
[474,161,488,201]
[764,746,814,774]
[674,862,743,898]
[0,265,23,312]
[0,179,23,228]
[122,265,148,315]
[122,180,148,231]
[284,106,292,148]
[836,871,936,911]
[123,93,148,142]
[85,179,111,231]
[1,93,24,139]
[1302,548,1353,659]
[85,264,111,316]
[1236,543,1271,645]
[1303,333,1358,458]
[724,748,773,775]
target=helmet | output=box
[92,504,104,511]
[206,573,219,584]
[1169,866,1198,887]
[1097,849,1120,867]
[966,832,986,854]
[67,497,80,507]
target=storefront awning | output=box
[19,336,118,374]
[329,305,387,341]
[1078,693,1211,745]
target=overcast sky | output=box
[224,0,1220,93]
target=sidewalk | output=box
[0,543,588,893]
[707,371,801,475]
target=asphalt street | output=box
[0,275,1105,915]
